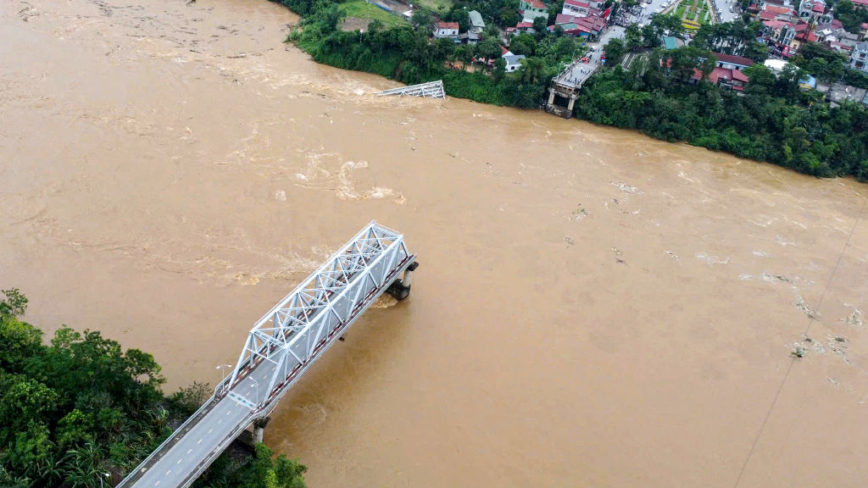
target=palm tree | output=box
[519,57,545,84]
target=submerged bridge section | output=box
[378,80,446,99]
[118,222,418,488]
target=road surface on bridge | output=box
[119,222,417,488]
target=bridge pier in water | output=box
[117,222,417,488]
[386,261,419,301]
[252,417,270,444]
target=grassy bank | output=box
[338,1,407,28]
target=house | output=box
[828,40,855,53]
[434,21,459,41]
[562,0,593,16]
[853,0,868,9]
[760,4,796,22]
[791,22,818,51]
[850,41,868,73]
[562,0,604,14]
[712,52,754,71]
[798,0,832,23]
[691,67,750,92]
[503,54,527,72]
[555,13,606,39]
[519,0,549,22]
[459,32,482,44]
[762,20,797,48]
[861,22,868,40]
[820,82,868,106]
[763,58,788,73]
[506,21,536,36]
[468,10,485,34]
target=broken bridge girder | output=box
[378,80,446,99]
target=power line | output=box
[732,195,867,488]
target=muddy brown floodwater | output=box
[2,0,868,486]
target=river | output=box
[2,0,867,486]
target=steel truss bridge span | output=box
[118,222,417,488]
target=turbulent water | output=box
[2,0,868,486]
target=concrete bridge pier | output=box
[386,261,419,301]
[253,417,270,444]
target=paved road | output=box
[129,353,288,487]
[713,0,740,23]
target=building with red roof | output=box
[434,22,460,41]
[519,0,550,22]
[691,67,750,92]
[712,52,755,70]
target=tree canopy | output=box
[0,289,307,488]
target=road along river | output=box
[2,0,868,486]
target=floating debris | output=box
[610,182,641,194]
[571,204,589,221]
[795,296,821,320]
[842,304,863,328]
[612,247,626,265]
[695,252,731,266]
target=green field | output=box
[414,0,454,10]
[338,1,407,27]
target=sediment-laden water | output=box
[2,1,868,486]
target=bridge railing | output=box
[116,395,219,487]
[228,222,411,402]
[117,221,416,488]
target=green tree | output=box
[411,8,433,29]
[475,38,502,65]
[743,41,769,62]
[493,58,507,81]
[604,38,626,66]
[0,316,43,373]
[532,15,547,34]
[519,56,545,84]
[0,288,28,317]
[510,33,537,56]
[625,23,643,51]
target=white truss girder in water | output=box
[227,221,414,413]
[378,80,446,99]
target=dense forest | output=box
[579,46,868,178]
[0,289,306,488]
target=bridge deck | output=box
[119,222,416,488]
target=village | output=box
[353,0,868,116]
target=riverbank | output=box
[277,0,868,180]
[5,0,868,485]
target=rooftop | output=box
[437,21,459,30]
[503,54,527,65]
[713,52,755,67]
[468,10,485,28]
[763,20,795,30]
[663,36,679,50]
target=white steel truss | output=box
[378,80,446,99]
[227,221,415,411]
